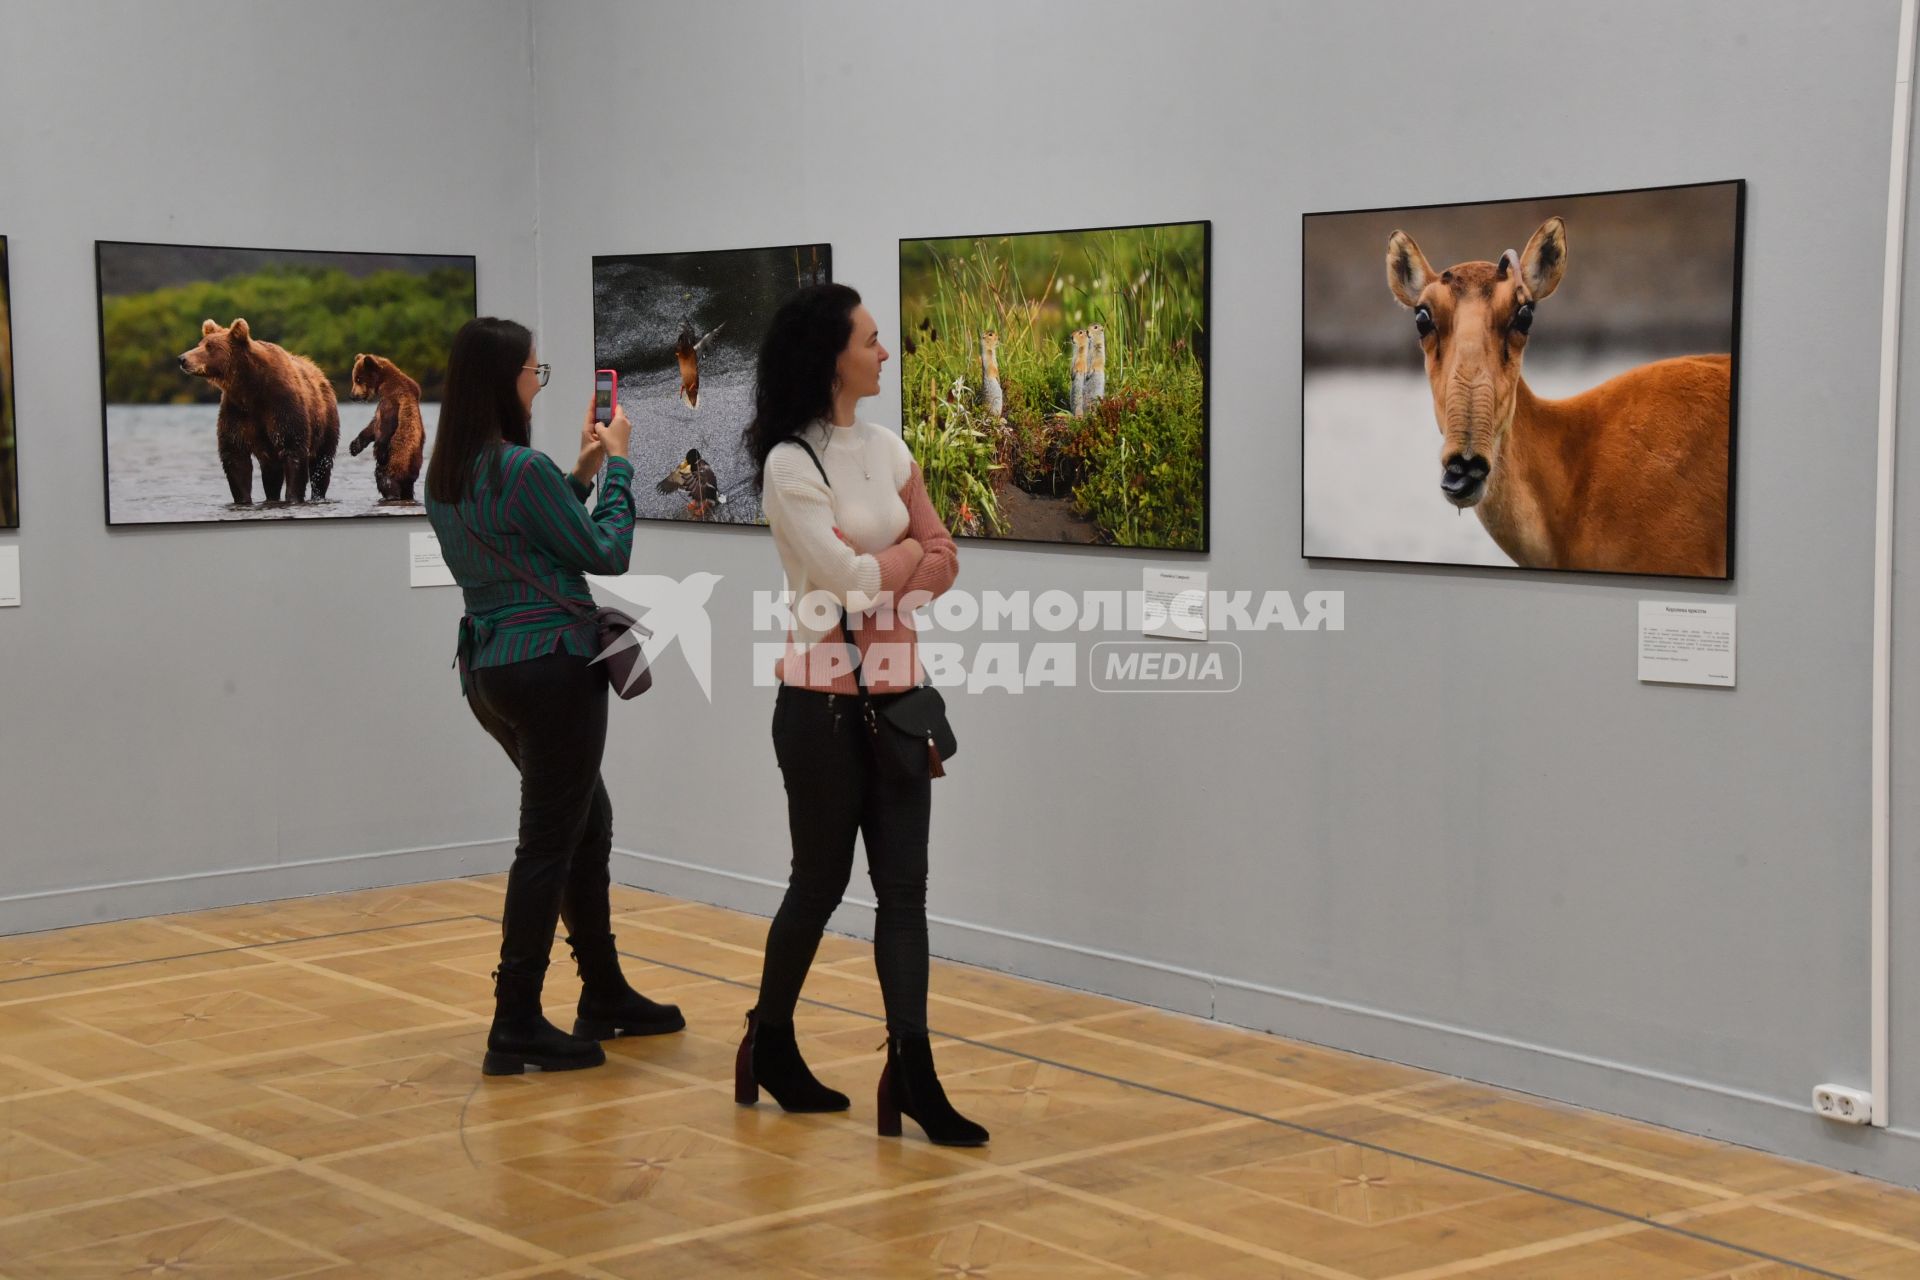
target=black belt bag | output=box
[790,436,956,780]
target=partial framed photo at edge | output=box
[1302,180,1742,580]
[0,235,17,530]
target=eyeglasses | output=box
[522,363,551,387]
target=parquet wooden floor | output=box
[0,876,1914,1277]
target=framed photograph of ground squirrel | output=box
[94,241,477,526]
[1302,180,1743,579]
[0,235,17,529]
[592,242,831,527]
[899,220,1210,551]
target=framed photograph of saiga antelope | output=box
[95,241,477,526]
[1,235,17,529]
[592,242,832,527]
[900,219,1210,551]
[1302,180,1743,579]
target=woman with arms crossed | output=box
[734,284,986,1147]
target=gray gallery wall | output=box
[530,0,1919,1185]
[0,0,537,920]
[0,0,1915,1186]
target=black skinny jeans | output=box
[755,685,933,1036]
[467,650,614,985]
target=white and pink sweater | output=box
[762,420,959,695]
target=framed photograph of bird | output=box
[592,242,832,526]
[1301,180,1744,579]
[899,219,1210,552]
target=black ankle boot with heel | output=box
[567,933,686,1040]
[734,1009,850,1112]
[877,1034,988,1147]
[483,965,606,1076]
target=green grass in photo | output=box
[900,223,1206,549]
[101,264,475,405]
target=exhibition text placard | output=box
[1638,601,1734,686]
[410,532,455,588]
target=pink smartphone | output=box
[594,369,618,424]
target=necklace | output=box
[825,423,870,481]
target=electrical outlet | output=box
[1812,1084,1873,1126]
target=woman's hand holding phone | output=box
[594,405,633,460]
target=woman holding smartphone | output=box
[734,284,986,1147]
[424,317,684,1077]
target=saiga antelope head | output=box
[1385,218,1567,507]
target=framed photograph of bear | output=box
[1301,180,1743,579]
[592,242,831,526]
[899,220,1210,551]
[1,235,17,529]
[95,241,478,525]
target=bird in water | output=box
[674,321,725,410]
[658,447,725,518]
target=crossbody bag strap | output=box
[457,506,592,620]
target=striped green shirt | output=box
[425,445,636,691]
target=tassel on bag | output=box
[928,739,946,779]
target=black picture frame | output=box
[0,234,16,531]
[899,218,1212,554]
[94,239,479,529]
[1300,179,1744,581]
[590,240,833,531]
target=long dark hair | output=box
[744,283,861,490]
[425,316,533,505]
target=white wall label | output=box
[1144,567,1208,641]
[0,546,17,607]
[1638,601,1734,686]
[410,532,455,588]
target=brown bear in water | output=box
[346,353,425,502]
[178,318,339,505]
